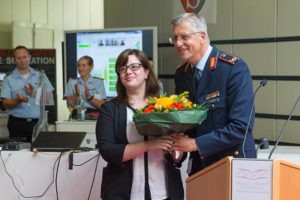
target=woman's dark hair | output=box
[113,49,159,103]
[77,55,94,67]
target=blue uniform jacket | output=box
[175,46,256,175]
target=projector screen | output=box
[64,27,157,97]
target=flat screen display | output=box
[64,27,157,97]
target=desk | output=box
[56,120,97,148]
[0,112,9,138]
[3,146,298,199]
[0,150,106,200]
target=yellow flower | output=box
[139,91,201,113]
[155,96,173,110]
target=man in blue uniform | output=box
[170,13,256,175]
[1,46,54,142]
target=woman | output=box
[96,49,184,200]
[64,56,106,119]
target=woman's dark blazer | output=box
[96,101,184,200]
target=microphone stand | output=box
[268,95,300,159]
[242,79,267,158]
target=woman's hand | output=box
[74,84,81,96]
[123,135,173,162]
[84,83,92,100]
[145,135,174,152]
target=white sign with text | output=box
[232,159,273,200]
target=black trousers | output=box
[7,115,38,142]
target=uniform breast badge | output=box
[205,91,220,101]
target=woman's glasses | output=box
[117,63,142,74]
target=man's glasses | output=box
[117,63,142,74]
[169,32,201,45]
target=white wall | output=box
[0,0,104,121]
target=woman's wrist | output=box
[87,95,94,101]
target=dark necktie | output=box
[192,67,202,89]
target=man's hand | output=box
[16,93,29,103]
[171,133,198,152]
[24,83,34,96]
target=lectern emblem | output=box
[180,0,206,14]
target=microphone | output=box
[242,79,268,158]
[260,79,267,87]
[256,137,269,154]
[268,95,300,159]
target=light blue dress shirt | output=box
[0,67,54,118]
[195,45,213,71]
[64,75,106,109]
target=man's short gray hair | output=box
[171,13,210,44]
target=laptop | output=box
[31,131,87,152]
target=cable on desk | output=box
[55,152,63,200]
[72,152,99,166]
[0,149,62,198]
[69,150,74,170]
[71,151,101,200]
[87,153,100,200]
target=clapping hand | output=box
[83,83,91,99]
[24,83,34,96]
[16,93,29,103]
[74,84,81,96]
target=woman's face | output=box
[77,58,92,78]
[119,54,149,92]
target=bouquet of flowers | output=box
[133,91,208,136]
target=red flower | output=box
[143,104,155,113]
[171,102,184,110]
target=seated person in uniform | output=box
[64,55,106,119]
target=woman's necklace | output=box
[128,98,148,109]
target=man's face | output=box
[172,21,207,65]
[14,48,31,70]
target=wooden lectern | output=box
[186,156,300,200]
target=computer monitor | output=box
[64,27,158,98]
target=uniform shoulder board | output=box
[176,62,189,71]
[93,76,104,80]
[219,53,239,65]
[4,71,12,78]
